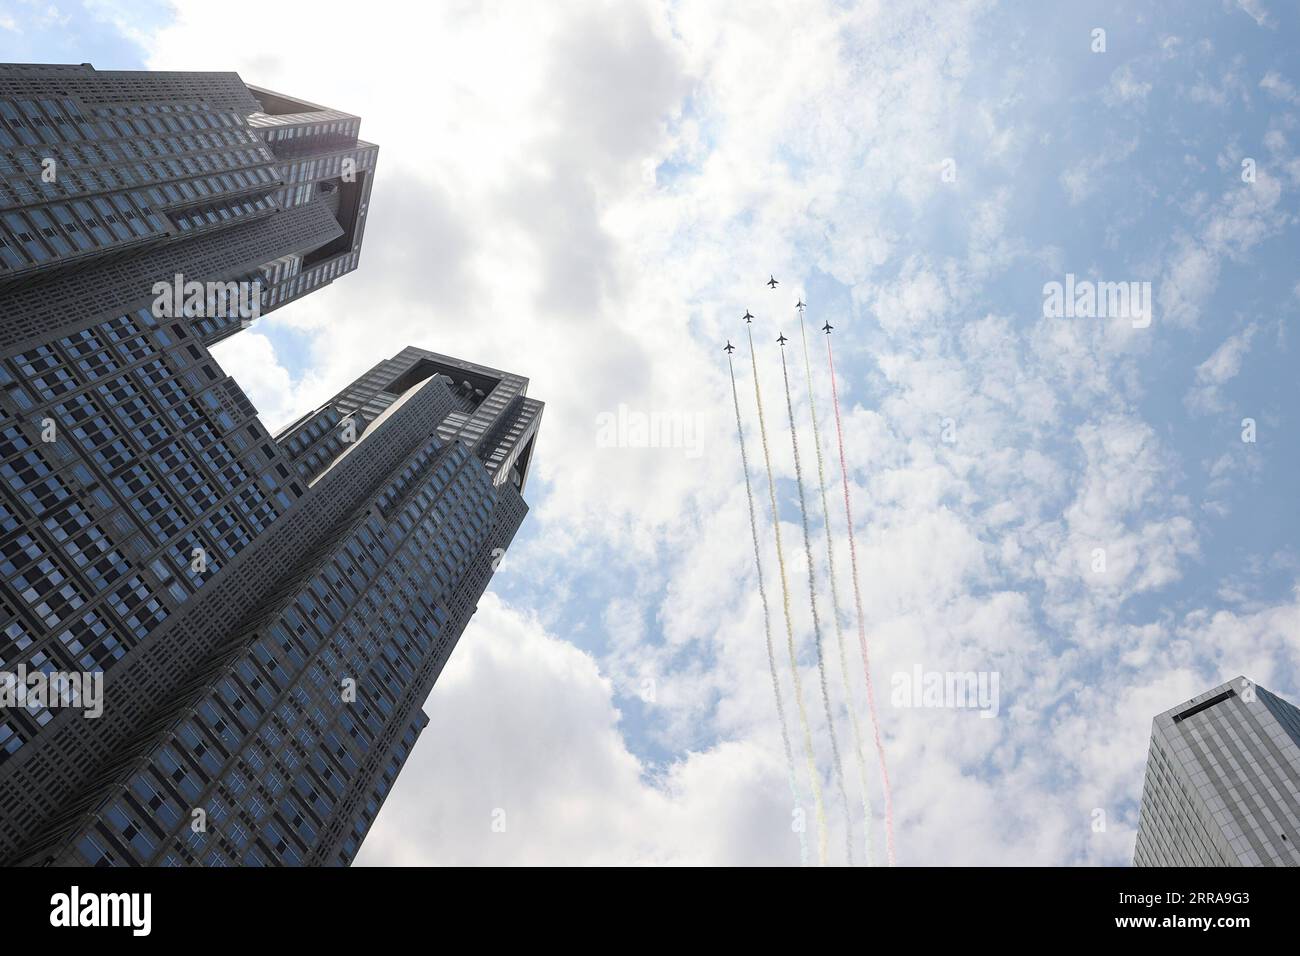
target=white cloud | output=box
[208,330,301,431]
[1059,137,1139,206]
[1232,0,1275,29]
[1259,70,1300,103]
[1158,173,1288,329]
[357,594,801,866]
[1105,64,1152,106]
[1184,323,1257,415]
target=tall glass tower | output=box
[1133,676,1300,867]
[0,64,543,866]
[0,62,377,351]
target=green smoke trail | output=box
[726,349,809,866]
[778,329,854,867]
[745,320,828,866]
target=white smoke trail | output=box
[778,334,854,867]
[745,322,829,866]
[726,350,809,867]
[825,331,897,865]
[796,306,875,866]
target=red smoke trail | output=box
[825,332,897,866]
[797,306,874,866]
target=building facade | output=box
[0,64,542,866]
[0,62,378,353]
[1133,676,1300,867]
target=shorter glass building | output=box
[1134,676,1300,867]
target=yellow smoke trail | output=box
[797,306,875,866]
[825,331,897,865]
[745,321,828,866]
[726,350,809,867]
[778,333,854,867]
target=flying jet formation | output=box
[721,268,897,867]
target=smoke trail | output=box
[726,350,809,867]
[825,331,897,866]
[778,334,854,867]
[796,307,875,866]
[745,321,829,866]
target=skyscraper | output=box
[1,62,377,351]
[1133,676,1300,867]
[0,64,543,866]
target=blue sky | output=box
[6,0,1298,864]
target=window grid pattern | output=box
[1134,678,1300,867]
[0,63,376,356]
[0,309,289,765]
[68,439,511,866]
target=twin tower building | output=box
[0,63,540,865]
